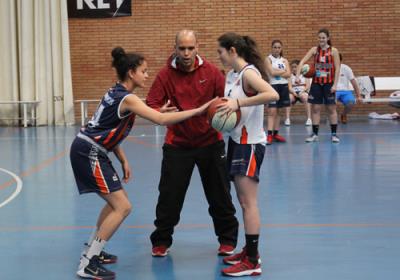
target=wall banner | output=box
[68,0,131,18]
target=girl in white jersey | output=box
[217,32,279,277]
[265,40,291,144]
[285,59,312,126]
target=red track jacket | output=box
[146,55,225,147]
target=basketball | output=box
[207,98,241,133]
[301,64,315,78]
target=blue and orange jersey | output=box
[313,46,335,84]
[80,83,136,151]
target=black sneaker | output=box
[84,243,118,264]
[77,255,115,279]
[98,250,118,264]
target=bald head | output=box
[174,30,199,72]
[175,30,197,45]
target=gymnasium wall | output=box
[68,0,400,121]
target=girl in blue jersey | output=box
[71,47,212,280]
[216,33,279,277]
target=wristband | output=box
[236,99,241,109]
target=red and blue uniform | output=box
[81,83,136,150]
[308,46,337,105]
[70,83,135,194]
[313,46,335,84]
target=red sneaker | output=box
[266,134,273,145]
[221,256,262,277]
[151,245,169,257]
[223,247,261,265]
[223,248,246,265]
[218,244,235,256]
[273,134,286,142]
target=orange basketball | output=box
[301,64,316,78]
[207,98,241,133]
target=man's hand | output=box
[160,100,178,113]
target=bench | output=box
[0,101,40,127]
[75,98,147,126]
[360,77,400,103]
[74,99,101,126]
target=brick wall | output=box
[68,0,400,121]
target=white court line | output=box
[0,131,399,141]
[284,132,400,136]
[128,131,400,137]
[0,168,23,208]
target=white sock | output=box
[87,227,98,247]
[86,236,106,259]
[78,255,90,271]
[82,227,98,256]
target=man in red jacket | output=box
[146,30,238,257]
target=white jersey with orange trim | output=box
[224,65,266,145]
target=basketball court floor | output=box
[0,120,399,280]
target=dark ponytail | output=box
[318,28,332,46]
[111,47,145,81]
[218,32,268,81]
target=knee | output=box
[120,203,132,218]
[238,200,257,212]
[238,200,248,211]
[328,107,337,115]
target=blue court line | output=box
[1,223,400,232]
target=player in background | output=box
[296,28,341,143]
[336,53,362,124]
[284,59,312,126]
[265,40,291,144]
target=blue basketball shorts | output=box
[70,136,122,195]
[336,90,356,106]
[226,138,266,182]
[269,84,290,108]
